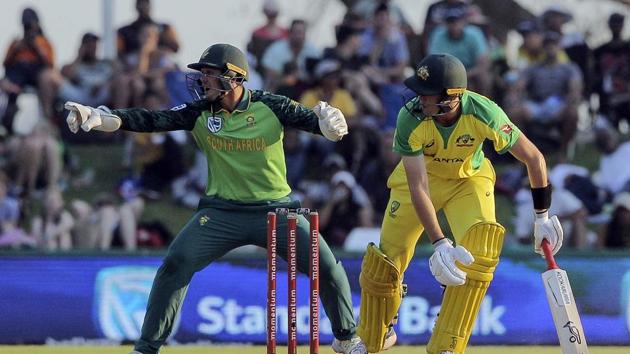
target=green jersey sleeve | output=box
[113,100,209,132]
[393,101,424,156]
[470,93,521,154]
[253,91,322,135]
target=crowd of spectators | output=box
[0,0,628,251]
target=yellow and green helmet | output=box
[404,53,466,96]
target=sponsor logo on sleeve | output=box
[170,103,187,111]
[500,124,513,135]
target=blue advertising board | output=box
[0,254,629,345]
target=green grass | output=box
[1,345,627,354]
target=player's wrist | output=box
[535,210,549,220]
[432,237,448,248]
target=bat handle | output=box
[541,239,559,270]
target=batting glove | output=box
[534,211,563,256]
[429,238,475,286]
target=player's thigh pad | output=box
[357,243,403,353]
[427,222,505,354]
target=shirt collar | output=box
[234,88,251,113]
[213,88,251,114]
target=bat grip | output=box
[541,239,559,270]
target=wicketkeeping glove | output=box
[65,101,122,133]
[429,238,475,286]
[312,101,348,142]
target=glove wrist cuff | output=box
[432,237,449,248]
[535,210,549,220]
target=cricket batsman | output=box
[357,53,564,353]
[65,43,368,354]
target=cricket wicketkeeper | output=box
[357,53,564,354]
[65,43,368,354]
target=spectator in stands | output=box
[243,52,264,90]
[422,0,470,56]
[70,190,144,251]
[507,31,582,162]
[262,19,320,92]
[351,0,414,35]
[113,22,175,109]
[9,121,62,198]
[323,24,383,119]
[39,33,116,122]
[514,20,570,70]
[0,170,35,249]
[249,0,288,69]
[428,7,490,94]
[300,60,357,121]
[2,7,54,132]
[514,20,545,70]
[69,198,116,249]
[117,0,179,59]
[131,91,186,194]
[514,163,592,249]
[320,170,374,247]
[359,3,408,86]
[171,151,207,209]
[283,127,309,189]
[357,128,399,221]
[358,3,409,128]
[593,13,630,130]
[31,188,74,250]
[601,192,630,248]
[540,5,590,93]
[594,123,630,195]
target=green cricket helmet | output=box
[404,53,467,96]
[186,44,249,100]
[187,43,249,81]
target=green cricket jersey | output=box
[112,89,322,203]
[389,90,521,187]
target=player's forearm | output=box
[510,135,548,188]
[114,108,196,132]
[409,185,444,243]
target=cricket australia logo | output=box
[563,321,582,344]
[456,134,475,147]
[199,215,209,226]
[417,66,429,80]
[389,200,400,218]
[207,115,223,133]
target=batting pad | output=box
[358,243,402,353]
[427,222,505,354]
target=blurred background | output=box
[0,0,629,349]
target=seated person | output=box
[508,31,582,161]
[39,33,115,121]
[319,170,374,246]
[31,188,74,250]
[2,8,54,130]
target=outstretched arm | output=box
[65,101,204,133]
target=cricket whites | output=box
[541,239,589,354]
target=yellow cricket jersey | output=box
[388,91,521,189]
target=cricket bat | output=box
[541,239,589,354]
